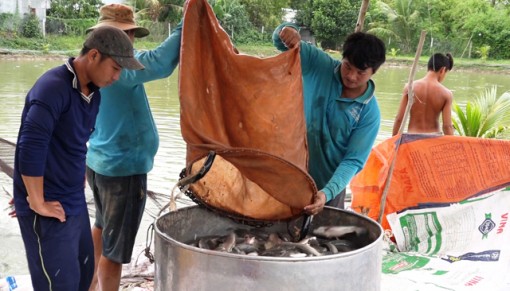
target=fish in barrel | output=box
[186,224,369,257]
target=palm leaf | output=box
[452,102,467,135]
[452,86,510,138]
[465,102,482,136]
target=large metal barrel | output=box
[154,206,383,291]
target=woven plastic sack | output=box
[351,134,510,230]
[178,0,316,221]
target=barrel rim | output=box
[154,205,383,262]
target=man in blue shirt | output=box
[84,4,182,290]
[273,23,386,214]
[13,26,143,291]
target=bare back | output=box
[393,72,454,135]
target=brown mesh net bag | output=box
[178,0,316,222]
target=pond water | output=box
[0,58,509,277]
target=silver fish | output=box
[313,226,367,238]
[215,232,236,252]
[323,242,339,254]
[280,242,322,257]
[330,239,356,252]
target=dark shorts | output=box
[17,209,94,291]
[86,166,147,264]
[326,188,346,209]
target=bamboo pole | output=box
[377,30,427,223]
[355,0,370,32]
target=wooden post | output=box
[377,30,427,223]
[355,0,370,32]
[397,30,427,135]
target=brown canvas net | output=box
[178,0,316,222]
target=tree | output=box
[239,0,289,31]
[367,0,420,53]
[298,0,360,50]
[127,0,184,23]
[210,0,253,37]
[446,0,510,59]
[47,0,102,19]
[46,0,102,35]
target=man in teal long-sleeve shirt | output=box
[273,23,386,214]
[84,4,182,290]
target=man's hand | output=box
[27,195,66,222]
[279,27,301,49]
[304,191,327,215]
[7,198,16,218]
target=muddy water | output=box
[0,58,509,277]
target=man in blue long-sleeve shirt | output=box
[13,26,143,291]
[84,4,182,290]
[273,23,386,214]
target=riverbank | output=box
[2,46,510,74]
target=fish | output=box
[234,243,259,254]
[264,232,283,250]
[197,236,220,250]
[323,242,339,254]
[313,226,367,238]
[187,226,367,257]
[330,239,356,252]
[215,232,236,252]
[281,242,322,257]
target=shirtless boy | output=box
[392,53,454,135]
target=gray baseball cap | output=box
[83,26,144,70]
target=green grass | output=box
[0,33,166,57]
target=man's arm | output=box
[324,104,381,201]
[392,86,409,136]
[442,92,454,135]
[123,21,183,84]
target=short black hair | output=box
[342,32,386,73]
[428,53,454,72]
[79,46,109,62]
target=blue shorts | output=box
[17,209,94,291]
[86,167,147,264]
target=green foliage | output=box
[477,45,491,61]
[45,0,102,36]
[232,28,272,44]
[21,14,42,38]
[305,0,359,50]
[210,0,253,38]
[435,0,510,59]
[0,13,22,34]
[48,0,102,19]
[46,17,96,36]
[0,34,46,50]
[239,0,289,31]
[367,0,420,53]
[389,48,399,57]
[1,0,510,59]
[294,0,312,27]
[128,0,184,23]
[452,86,510,138]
